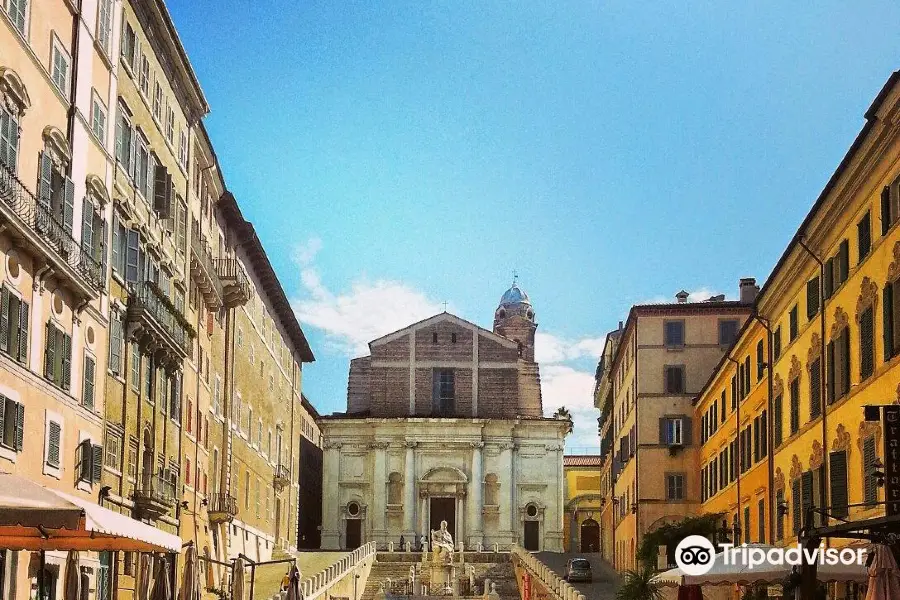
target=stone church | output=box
[319,283,567,552]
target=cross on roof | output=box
[442,301,448,312]
[512,269,518,285]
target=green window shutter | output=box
[885,283,895,361]
[48,421,61,466]
[841,328,851,396]
[92,443,103,482]
[776,489,785,541]
[864,437,877,505]
[17,298,28,364]
[79,440,92,482]
[83,355,95,410]
[826,340,836,403]
[14,402,23,451]
[773,394,783,446]
[860,307,874,379]
[99,218,108,276]
[63,176,75,234]
[61,332,72,390]
[125,229,140,283]
[38,151,53,207]
[882,186,892,236]
[792,479,802,536]
[829,450,848,518]
[806,277,819,320]
[824,259,834,299]
[809,358,821,419]
[801,470,813,531]
[44,323,56,380]
[0,286,9,353]
[111,214,120,274]
[81,200,94,255]
[838,240,849,284]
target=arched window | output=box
[0,67,30,173]
[387,472,402,505]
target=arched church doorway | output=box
[580,518,600,553]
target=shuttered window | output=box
[806,277,820,320]
[792,478,802,536]
[773,326,782,361]
[773,394,783,446]
[0,285,29,363]
[776,488,785,541]
[824,258,835,299]
[758,500,766,544]
[858,211,871,262]
[829,327,851,401]
[801,470,813,533]
[789,305,799,342]
[0,396,24,451]
[47,421,61,467]
[860,307,875,380]
[809,358,821,420]
[130,342,140,391]
[756,340,764,381]
[664,320,684,347]
[789,378,800,435]
[743,357,751,396]
[829,450,849,518]
[760,410,768,458]
[77,439,101,483]
[664,365,685,394]
[83,355,96,411]
[108,311,122,375]
[0,105,20,171]
[753,416,761,463]
[864,437,878,506]
[44,323,72,390]
[885,279,900,361]
[836,239,850,286]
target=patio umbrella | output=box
[63,550,80,600]
[179,544,199,600]
[865,544,900,600]
[285,564,302,600]
[232,556,245,600]
[151,556,172,600]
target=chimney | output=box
[739,278,759,304]
[676,290,689,303]
[618,320,624,330]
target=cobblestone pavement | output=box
[534,552,621,599]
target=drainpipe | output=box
[798,236,829,541]
[65,0,82,158]
[632,320,638,565]
[752,313,777,544]
[725,355,741,536]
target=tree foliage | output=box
[636,512,724,568]
[615,566,663,600]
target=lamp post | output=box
[732,514,743,545]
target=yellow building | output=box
[696,319,771,546]
[563,455,604,553]
[605,287,755,571]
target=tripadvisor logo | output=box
[675,536,868,576]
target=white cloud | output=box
[535,332,606,364]
[639,287,730,305]
[291,240,445,355]
[540,365,600,450]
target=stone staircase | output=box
[360,552,519,600]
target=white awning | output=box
[0,473,181,553]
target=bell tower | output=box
[493,277,537,362]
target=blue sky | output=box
[168,0,900,448]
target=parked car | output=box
[564,557,593,582]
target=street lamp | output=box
[732,514,743,544]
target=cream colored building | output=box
[320,286,568,552]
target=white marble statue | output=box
[430,520,454,563]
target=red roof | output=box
[564,455,605,467]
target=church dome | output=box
[499,283,531,307]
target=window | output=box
[44,322,72,390]
[859,306,875,380]
[758,500,765,544]
[835,240,850,287]
[139,56,150,96]
[0,105,19,171]
[792,478,802,535]
[666,473,685,500]
[809,357,821,420]
[51,36,71,95]
[0,286,29,364]
[718,320,739,347]
[775,488,785,541]
[165,107,174,143]
[5,0,28,35]
[153,82,162,121]
[130,342,140,391]
[134,135,152,199]
[185,457,191,486]
[664,320,684,347]
[121,22,136,69]
[76,439,102,484]
[885,278,900,361]
[858,211,871,263]
[115,106,134,173]
[806,276,820,320]
[661,417,685,445]
[83,355,96,410]
[883,183,900,234]
[1,397,24,450]
[432,369,454,415]
[108,311,123,375]
[863,437,878,506]
[756,340,764,381]
[789,305,798,342]
[744,506,752,543]
[96,0,112,54]
[104,430,121,469]
[91,94,107,141]
[827,326,851,403]
[46,421,61,467]
[773,326,782,361]
[179,129,188,167]
[38,149,75,232]
[824,258,834,299]
[244,470,250,509]
[830,450,848,518]
[789,377,800,435]
[664,365,685,394]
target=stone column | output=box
[498,441,515,542]
[321,441,342,549]
[403,441,417,535]
[468,442,484,548]
[510,443,518,533]
[372,441,389,544]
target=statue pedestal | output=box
[427,562,458,596]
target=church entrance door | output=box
[580,519,600,553]
[345,519,361,550]
[523,521,539,551]
[429,497,456,541]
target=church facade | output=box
[319,284,567,552]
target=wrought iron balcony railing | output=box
[190,233,223,310]
[215,258,250,307]
[0,160,103,295]
[274,463,291,490]
[207,492,238,523]
[132,474,177,518]
[127,281,194,358]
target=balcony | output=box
[215,259,250,307]
[274,464,291,491]
[127,281,194,367]
[132,474,177,520]
[207,492,238,524]
[0,160,103,300]
[189,233,223,310]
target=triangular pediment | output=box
[368,312,517,350]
